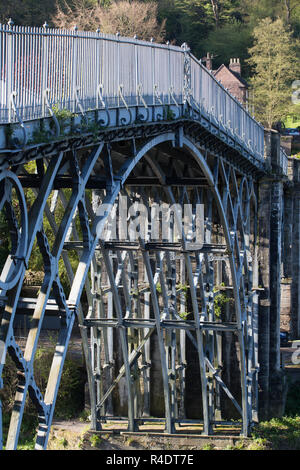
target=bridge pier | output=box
[281,157,300,340]
[257,130,287,420]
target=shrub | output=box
[1,345,86,445]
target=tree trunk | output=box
[284,0,291,25]
[211,0,220,28]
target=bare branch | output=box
[52,0,166,42]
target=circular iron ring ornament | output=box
[0,170,28,290]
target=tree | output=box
[156,0,213,50]
[52,0,165,41]
[281,0,300,26]
[157,0,241,55]
[247,17,298,129]
[0,0,57,26]
[200,19,252,72]
[239,0,300,29]
[210,0,220,28]
[239,0,280,25]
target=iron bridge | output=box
[0,21,282,450]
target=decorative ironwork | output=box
[0,130,259,448]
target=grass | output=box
[89,434,102,448]
[251,416,300,450]
[225,437,269,450]
[202,443,215,450]
[1,414,38,450]
[222,414,300,450]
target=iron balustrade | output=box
[0,22,264,160]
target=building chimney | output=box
[205,52,213,71]
[229,58,241,75]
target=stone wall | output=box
[281,157,300,339]
[257,129,286,420]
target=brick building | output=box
[202,53,249,107]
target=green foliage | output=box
[158,0,241,55]
[201,20,252,72]
[0,0,57,26]
[0,211,11,271]
[4,124,13,146]
[247,437,269,450]
[163,105,176,121]
[52,104,74,134]
[89,434,102,447]
[213,291,232,318]
[58,437,69,448]
[178,311,189,321]
[78,437,85,449]
[31,128,51,144]
[158,0,213,53]
[225,436,268,450]
[34,347,86,419]
[239,0,281,25]
[201,442,215,450]
[252,416,300,450]
[79,409,90,422]
[247,17,299,128]
[1,345,86,447]
[176,283,188,292]
[285,381,300,417]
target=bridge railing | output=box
[190,54,265,158]
[0,22,264,160]
[0,23,184,119]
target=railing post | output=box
[150,38,155,106]
[181,42,191,107]
[42,22,49,118]
[7,18,14,122]
[96,28,101,109]
[116,32,120,107]
[166,40,171,105]
[71,25,78,113]
[134,34,138,106]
